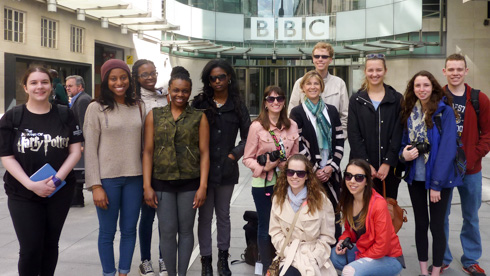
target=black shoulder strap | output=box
[434,113,442,134]
[12,105,24,130]
[470,89,480,117]
[56,104,70,125]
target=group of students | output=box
[0,43,488,276]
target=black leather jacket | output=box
[192,95,251,187]
[347,84,403,169]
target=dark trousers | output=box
[280,265,301,276]
[373,167,401,199]
[8,183,74,276]
[323,180,341,241]
[408,181,451,267]
[252,185,274,274]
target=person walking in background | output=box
[330,159,404,276]
[192,59,251,276]
[132,59,168,276]
[48,69,69,106]
[65,75,91,207]
[399,70,462,276]
[243,85,299,274]
[441,54,490,276]
[84,59,145,276]
[347,53,403,199]
[288,42,348,135]
[289,70,344,240]
[0,66,83,275]
[269,154,337,276]
[142,68,209,276]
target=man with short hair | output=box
[287,42,349,135]
[66,75,91,207]
[441,53,490,276]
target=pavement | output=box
[0,143,489,276]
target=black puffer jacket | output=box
[347,84,403,169]
[192,95,251,187]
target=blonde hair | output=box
[360,58,387,91]
[300,70,325,94]
[312,42,334,57]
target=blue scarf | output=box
[304,97,332,155]
[288,186,307,212]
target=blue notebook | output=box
[30,163,66,197]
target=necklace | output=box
[213,98,224,108]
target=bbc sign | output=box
[251,16,329,41]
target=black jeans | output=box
[8,182,74,276]
[373,167,401,199]
[280,265,301,276]
[408,180,450,267]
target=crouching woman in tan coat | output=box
[269,154,337,276]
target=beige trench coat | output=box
[269,194,337,276]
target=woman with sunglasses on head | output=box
[289,70,344,240]
[131,59,169,276]
[142,67,210,276]
[0,66,83,276]
[269,154,337,276]
[84,59,145,276]
[192,59,251,276]
[347,53,403,200]
[330,159,404,276]
[399,71,461,276]
[243,85,299,274]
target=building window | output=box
[4,7,25,43]
[41,17,57,48]
[70,25,84,53]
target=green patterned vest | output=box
[152,105,203,180]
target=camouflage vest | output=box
[152,105,203,180]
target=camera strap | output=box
[268,129,286,161]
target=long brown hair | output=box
[400,70,455,129]
[273,154,326,215]
[255,85,291,130]
[337,159,373,231]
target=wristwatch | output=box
[52,176,62,188]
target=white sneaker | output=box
[159,259,168,276]
[139,259,155,276]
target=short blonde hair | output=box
[300,70,325,93]
[312,42,334,57]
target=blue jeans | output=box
[252,186,274,273]
[330,246,403,276]
[444,171,482,267]
[96,176,143,276]
[139,203,161,261]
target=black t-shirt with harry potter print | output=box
[0,104,83,201]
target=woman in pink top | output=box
[243,85,299,274]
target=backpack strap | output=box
[470,88,480,132]
[12,105,24,130]
[434,113,442,134]
[56,104,70,126]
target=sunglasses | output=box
[366,53,385,59]
[344,172,366,183]
[138,71,158,79]
[209,74,227,82]
[313,55,330,60]
[265,96,286,103]
[286,169,307,178]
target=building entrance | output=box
[235,65,349,116]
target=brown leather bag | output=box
[383,180,407,233]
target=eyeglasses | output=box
[209,74,227,82]
[265,96,286,103]
[313,55,330,60]
[366,53,385,60]
[344,172,366,183]
[138,72,158,79]
[286,169,307,178]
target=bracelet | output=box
[91,185,102,191]
[52,176,62,188]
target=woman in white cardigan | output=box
[269,154,337,276]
